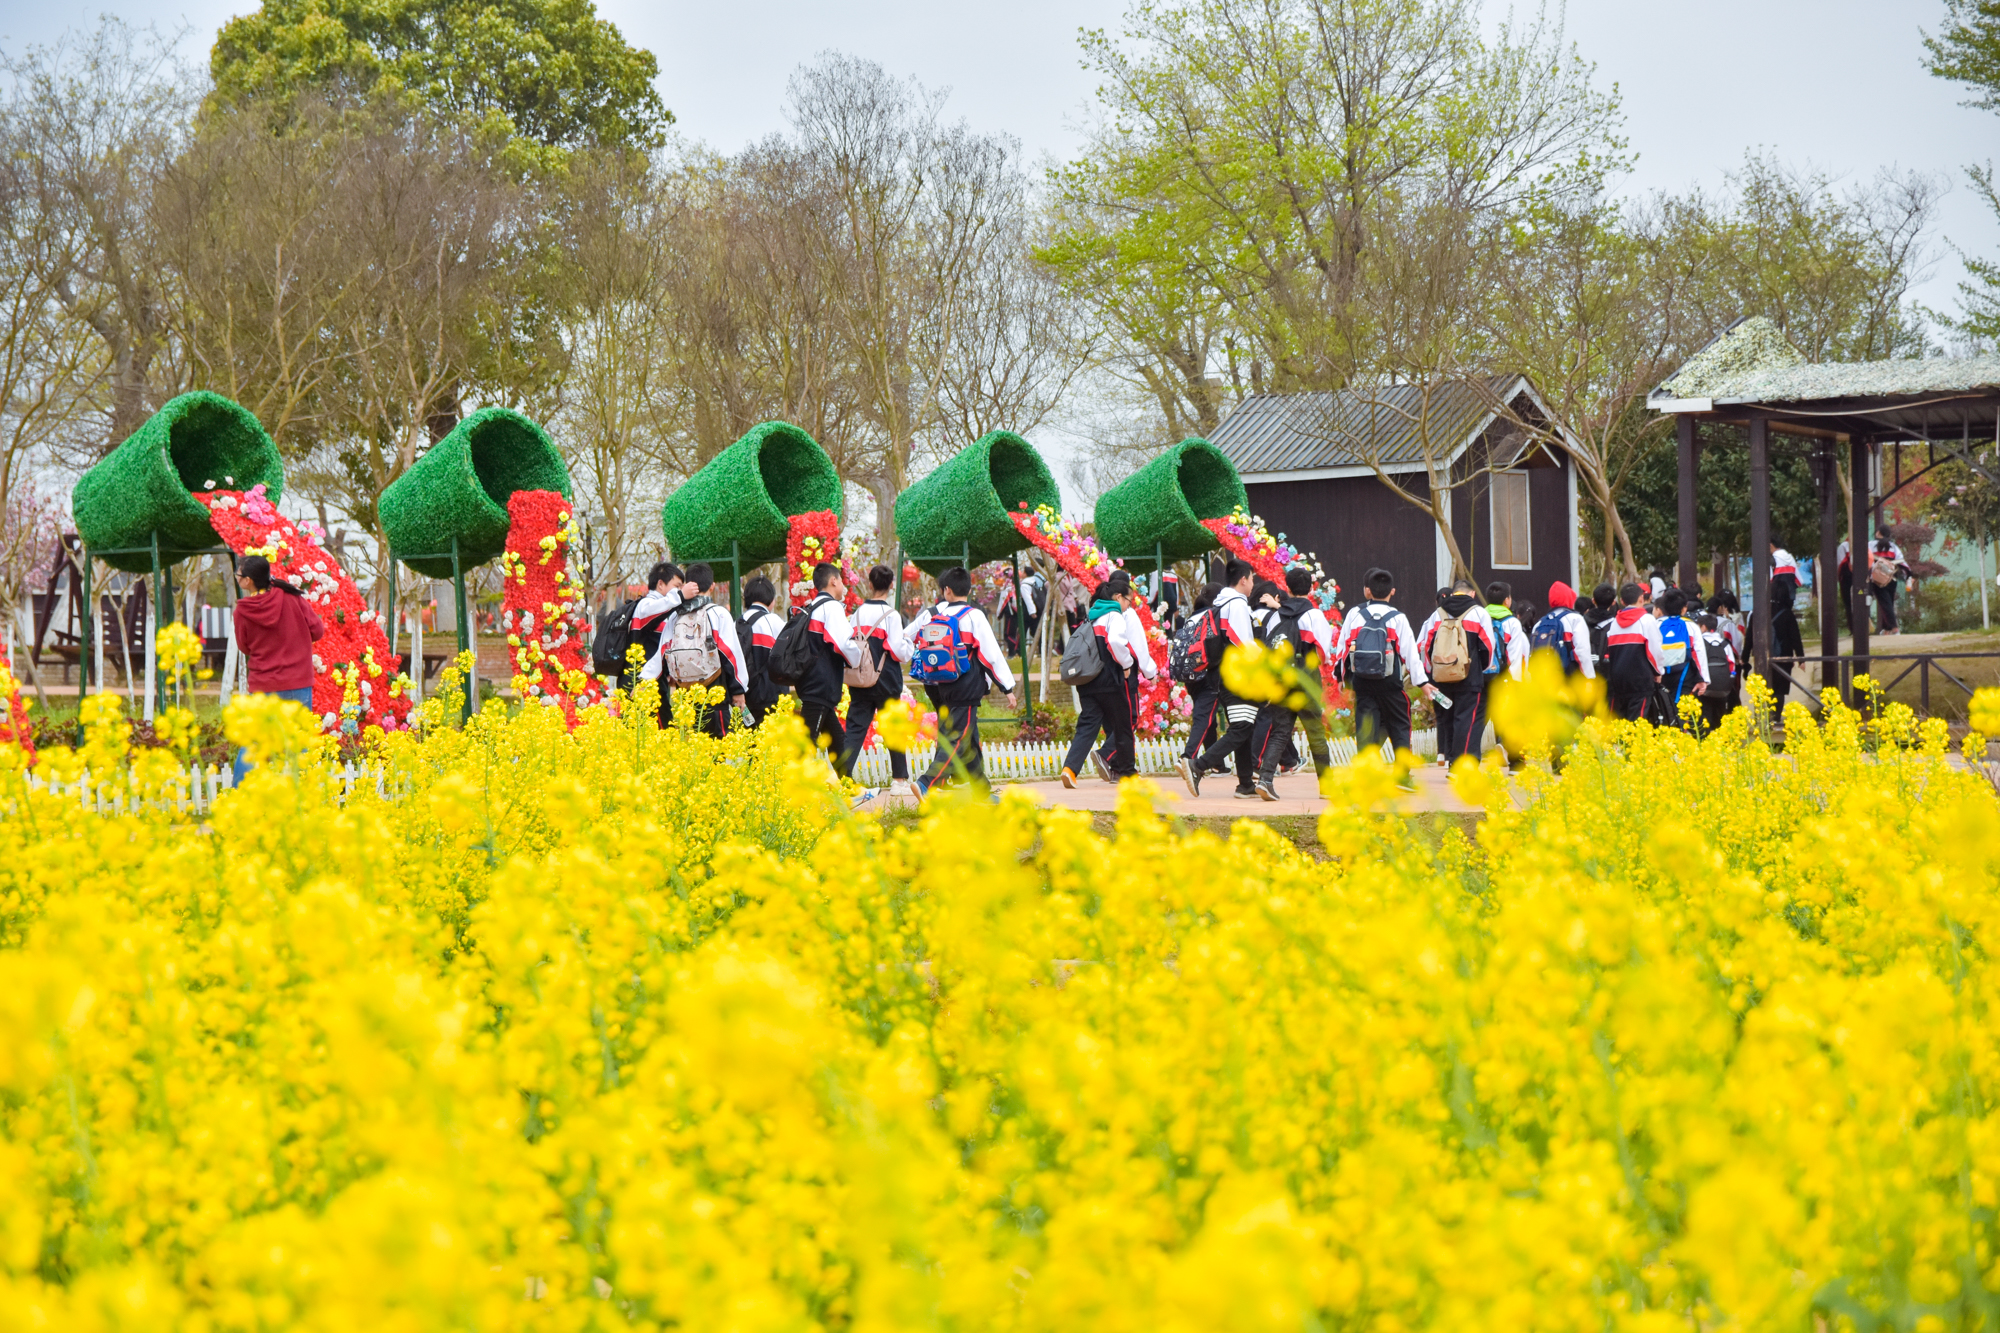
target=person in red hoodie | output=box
[231,554,325,781]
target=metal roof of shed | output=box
[1210,376,1530,475]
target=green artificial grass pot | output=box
[73,392,285,572]
[895,431,1062,574]
[1093,437,1246,571]
[660,421,843,565]
[380,407,570,578]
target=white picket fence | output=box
[22,727,1442,813]
[24,762,388,816]
[849,727,1437,787]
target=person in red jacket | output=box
[231,554,325,781]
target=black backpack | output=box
[1346,604,1395,680]
[1266,596,1311,661]
[592,598,639,676]
[1168,608,1217,685]
[1704,633,1736,685]
[767,597,826,688]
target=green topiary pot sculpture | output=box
[895,431,1062,574]
[1093,437,1246,572]
[73,392,286,572]
[379,408,570,578]
[660,421,843,566]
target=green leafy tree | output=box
[209,0,670,160]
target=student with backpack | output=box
[1484,582,1529,682]
[839,565,916,792]
[907,565,1017,797]
[1530,582,1596,677]
[1246,566,1337,799]
[1174,559,1261,799]
[1603,582,1666,721]
[770,561,862,760]
[641,562,747,737]
[1172,581,1226,757]
[1653,588,1710,726]
[1866,529,1910,635]
[1060,578,1138,788]
[1418,580,1497,764]
[737,575,785,727]
[1095,570,1156,781]
[1693,612,1738,727]
[1584,582,1618,667]
[625,562,682,726]
[1334,567,1432,761]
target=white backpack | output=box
[664,603,723,684]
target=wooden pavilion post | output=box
[1818,440,1841,679]
[1676,414,1700,588]
[1848,435,1872,688]
[1748,416,1772,679]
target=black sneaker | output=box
[1089,751,1113,783]
[1255,781,1279,802]
[1175,756,1201,797]
[1234,788,1260,800]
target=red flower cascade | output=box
[0,643,33,763]
[500,490,603,725]
[197,486,413,734]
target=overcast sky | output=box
[2,0,1993,314]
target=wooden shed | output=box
[1206,376,1581,623]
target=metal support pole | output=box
[1676,414,1700,589]
[1012,551,1031,721]
[1818,440,1840,684]
[1849,435,1872,689]
[1748,417,1772,680]
[149,532,164,720]
[729,540,742,619]
[80,553,94,698]
[386,560,399,670]
[452,538,471,723]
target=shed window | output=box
[1490,471,1532,568]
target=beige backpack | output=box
[1429,616,1471,683]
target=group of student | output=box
[1573,577,1746,726]
[615,558,1016,800]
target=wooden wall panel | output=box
[1243,475,1437,624]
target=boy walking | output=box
[1175,558,1260,798]
[1247,566,1338,799]
[1418,581,1497,764]
[1530,582,1596,677]
[908,566,1017,796]
[839,565,915,790]
[642,561,747,736]
[1062,579,1138,787]
[798,562,863,757]
[1604,582,1665,721]
[738,575,785,726]
[1334,567,1432,761]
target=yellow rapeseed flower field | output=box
[1,665,1997,1331]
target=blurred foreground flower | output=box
[1490,649,1607,757]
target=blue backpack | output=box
[1658,615,1695,686]
[910,605,973,684]
[1531,608,1578,672]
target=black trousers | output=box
[1435,681,1485,760]
[799,699,844,759]
[1871,582,1898,631]
[1252,705,1329,783]
[1768,608,1804,703]
[1660,667,1702,728]
[689,698,731,738]
[838,692,908,781]
[1351,679,1412,760]
[1095,669,1144,774]
[1609,682,1654,722]
[1839,567,1853,631]
[922,702,985,789]
[1193,687,1257,790]
[1067,684,1134,776]
[1184,682,1225,760]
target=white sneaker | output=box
[888,779,914,796]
